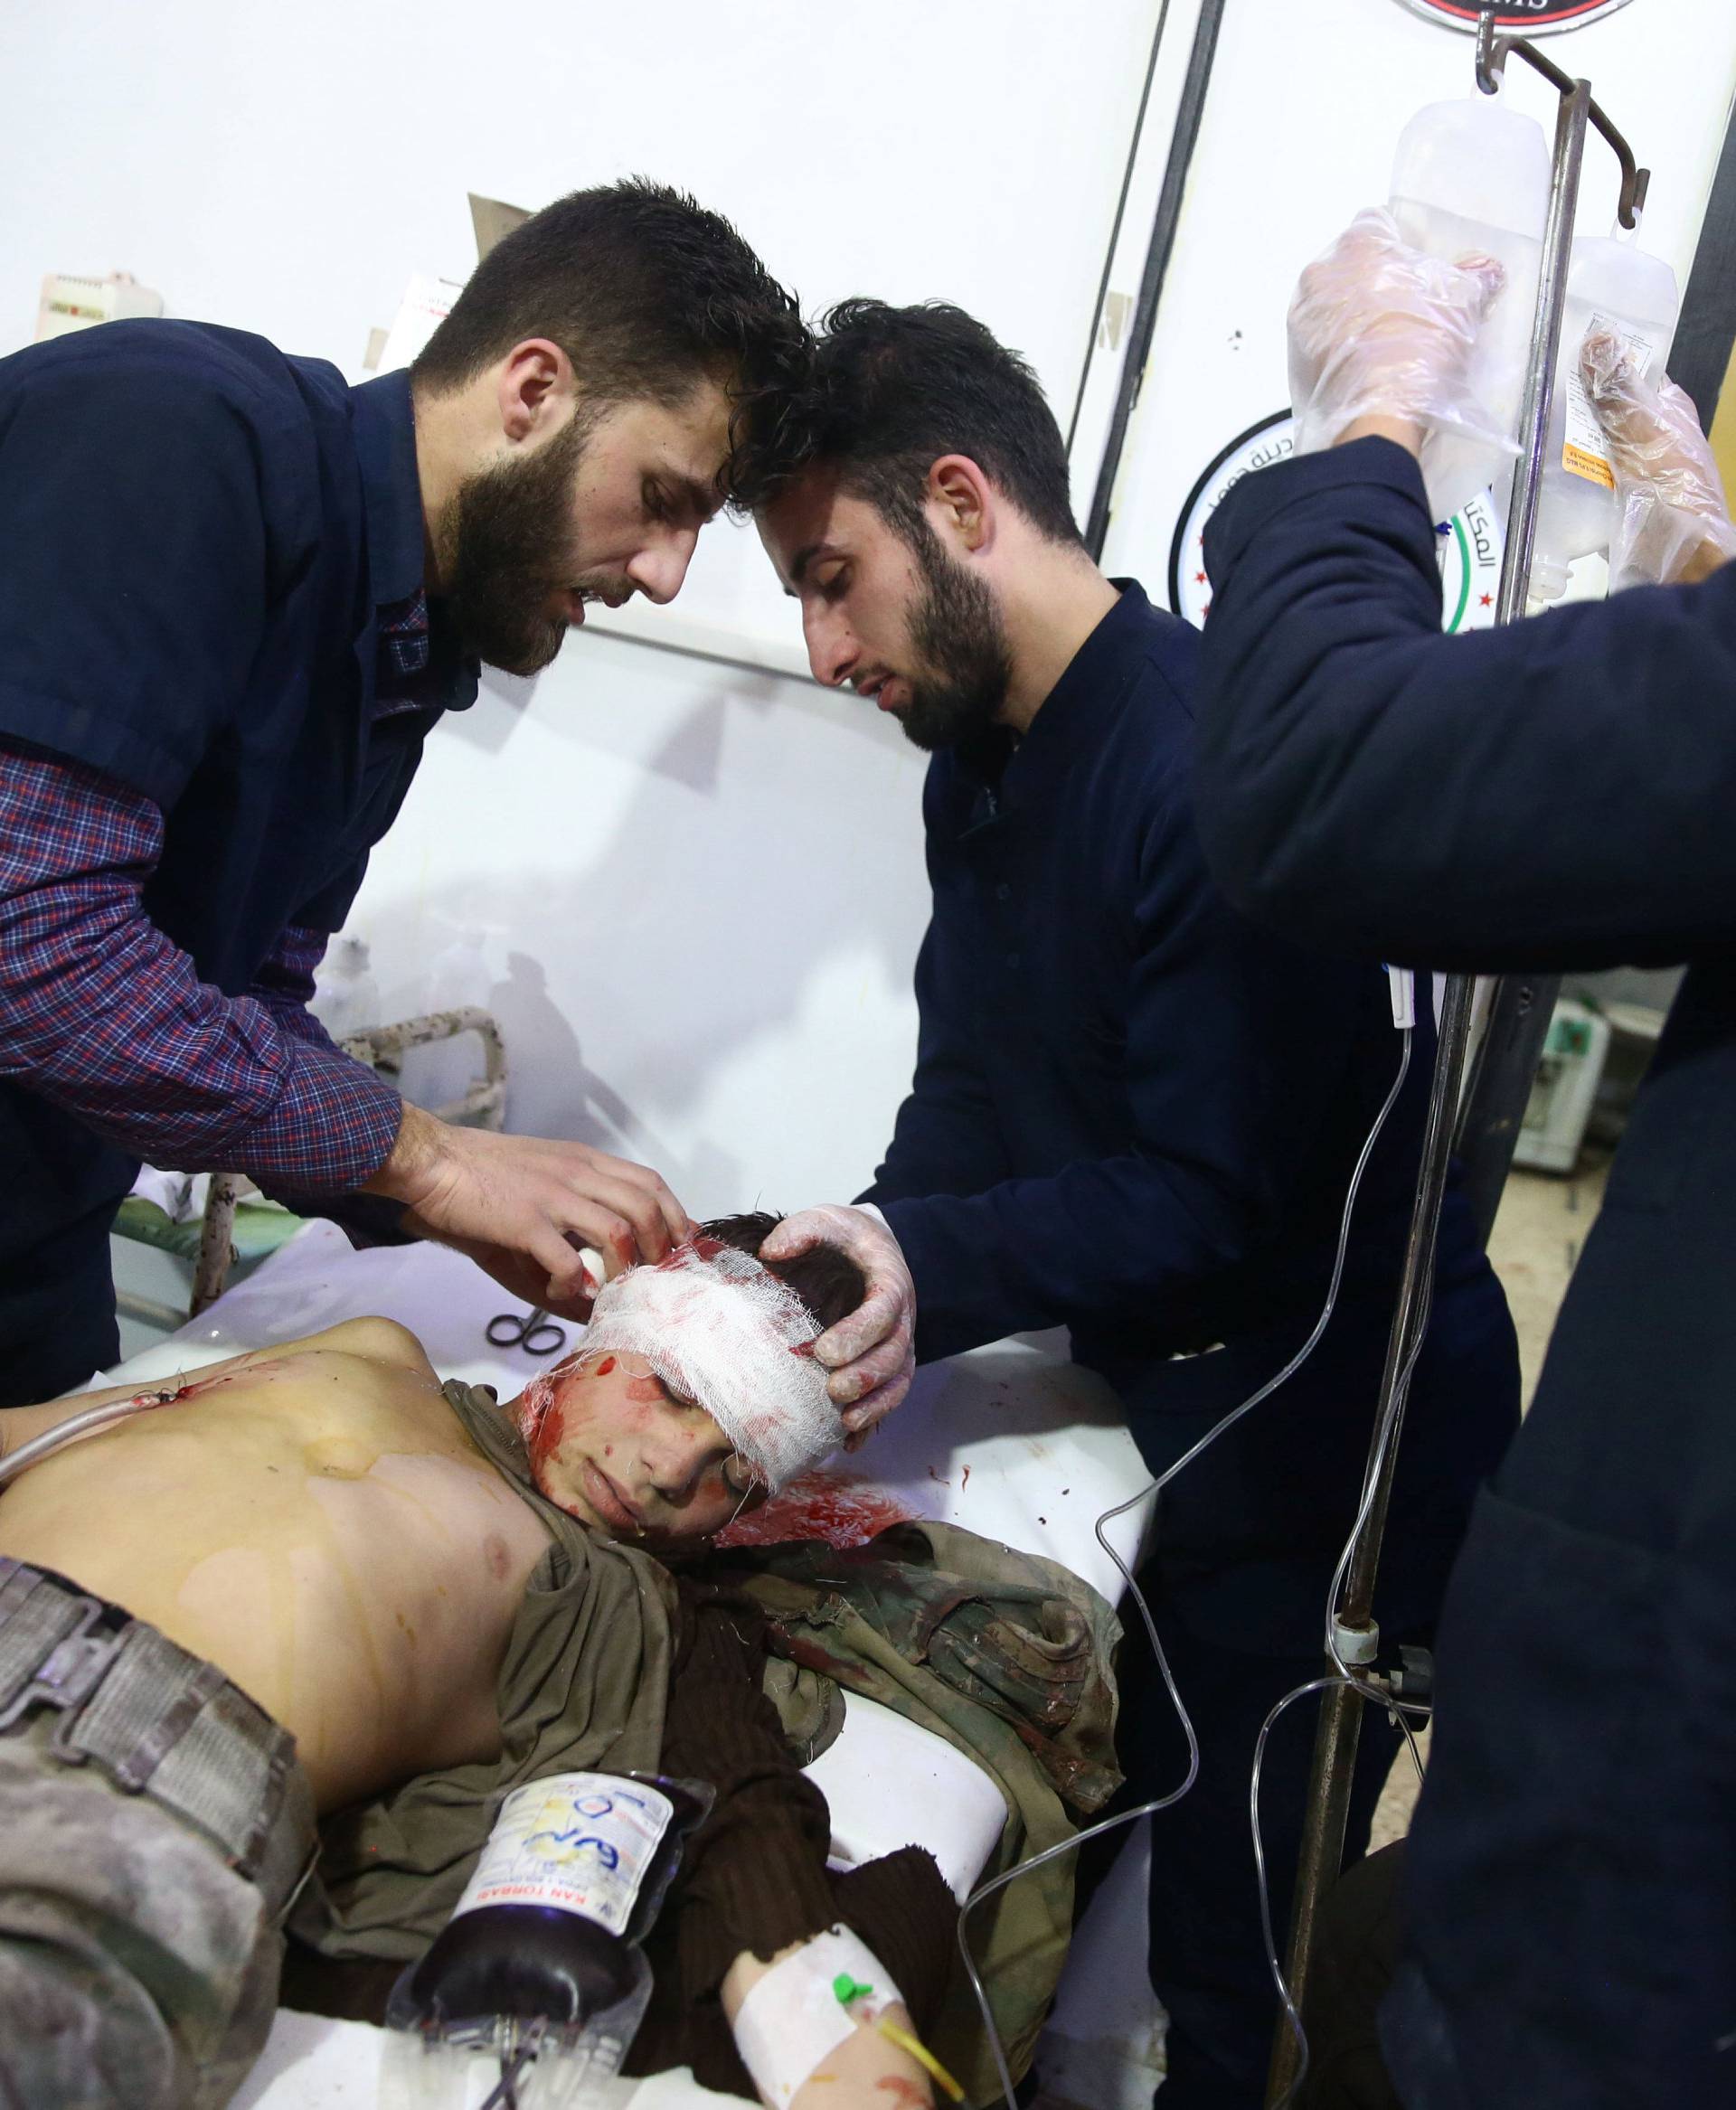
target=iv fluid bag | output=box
[1530,233,1679,599]
[1390,91,1551,523]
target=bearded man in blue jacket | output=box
[1192,212,1736,2110]
[750,298,1521,2107]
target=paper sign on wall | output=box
[374,273,465,373]
[36,270,163,342]
[367,197,530,372]
[469,194,532,260]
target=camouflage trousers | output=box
[0,1559,316,2109]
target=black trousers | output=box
[1081,1260,1520,2108]
[1298,1842,1406,2110]
[1088,1584,1404,2109]
[0,1205,119,1409]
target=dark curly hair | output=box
[731,297,1081,543]
[698,1211,865,1334]
[411,177,810,511]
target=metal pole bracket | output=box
[1476,14,1649,229]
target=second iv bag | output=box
[1530,231,1679,599]
[1389,89,1551,523]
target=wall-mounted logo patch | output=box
[1166,410,1504,635]
[1391,0,1633,33]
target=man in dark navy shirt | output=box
[1193,212,1736,2110]
[751,300,1520,2105]
[0,183,916,1426]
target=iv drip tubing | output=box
[0,1390,170,1489]
[958,1026,1414,2106]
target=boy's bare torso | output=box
[0,1320,553,1813]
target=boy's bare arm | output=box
[722,1944,934,2110]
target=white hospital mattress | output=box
[99,1220,1156,2107]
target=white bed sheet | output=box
[99,1221,1156,2108]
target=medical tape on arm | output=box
[731,1926,899,2110]
[575,1239,844,1491]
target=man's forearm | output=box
[1197,442,1736,966]
[1680,534,1735,586]
[0,888,403,1191]
[1334,418,1734,583]
[248,921,343,1050]
[722,1945,932,2110]
[2,918,404,1191]
[883,1145,1270,1365]
[1,744,403,1189]
[1338,412,1424,456]
[362,1099,469,1210]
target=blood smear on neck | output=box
[715,1472,915,1550]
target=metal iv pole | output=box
[1265,18,1649,2104]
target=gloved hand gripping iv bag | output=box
[1530,230,1680,598]
[1389,87,1551,523]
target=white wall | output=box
[6,0,1735,1231]
[1100,0,1736,600]
[356,638,933,1216]
[0,0,1168,1220]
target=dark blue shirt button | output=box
[995,882,1012,901]
[1006,950,1022,969]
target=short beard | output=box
[439,410,596,675]
[895,520,1014,752]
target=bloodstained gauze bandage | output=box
[567,1240,844,1491]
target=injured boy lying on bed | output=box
[0,1214,962,2110]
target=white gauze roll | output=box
[577,1240,844,1491]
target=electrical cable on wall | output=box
[1062,0,1178,460]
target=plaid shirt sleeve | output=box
[250,921,342,1050]
[0,743,403,1191]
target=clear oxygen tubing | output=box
[1236,1223,1441,2105]
[1250,1672,1433,2106]
[1325,1314,1434,1683]
[0,1389,175,1490]
[957,1024,1415,2107]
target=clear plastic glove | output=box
[1580,331,1736,590]
[1288,208,1511,457]
[759,1203,916,1438]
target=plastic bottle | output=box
[1530,231,1680,599]
[1389,89,1552,523]
[308,935,380,1046]
[384,1771,710,2108]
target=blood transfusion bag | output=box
[382,1771,711,2110]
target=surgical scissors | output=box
[485,1305,569,1356]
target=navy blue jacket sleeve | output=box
[869,739,1374,1365]
[861,809,1013,1207]
[0,357,269,807]
[1194,437,1736,971]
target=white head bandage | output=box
[576,1238,844,1492]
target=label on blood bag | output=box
[452,1772,672,1933]
[1562,312,1658,489]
